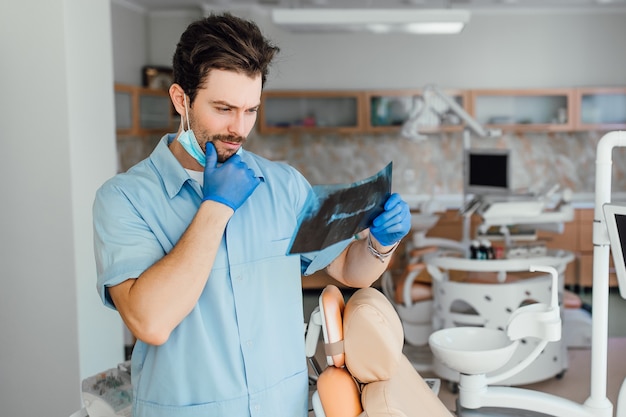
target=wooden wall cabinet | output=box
[115,83,176,136]
[364,89,469,134]
[576,208,619,288]
[574,87,626,131]
[425,208,617,288]
[534,208,618,288]
[425,209,481,242]
[257,86,625,136]
[468,89,575,133]
[302,208,619,289]
[257,89,470,136]
[257,90,365,134]
[536,215,579,286]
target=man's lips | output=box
[215,136,243,145]
[219,140,241,149]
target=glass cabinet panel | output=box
[576,88,626,129]
[469,89,574,132]
[139,93,172,129]
[115,89,133,132]
[365,89,467,133]
[370,95,416,127]
[258,91,363,134]
[114,84,174,136]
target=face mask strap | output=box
[182,93,191,132]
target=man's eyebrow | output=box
[211,100,261,109]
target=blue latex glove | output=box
[370,193,411,247]
[202,143,260,211]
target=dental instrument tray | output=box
[81,361,132,417]
[424,249,574,274]
[478,199,574,228]
[480,199,545,219]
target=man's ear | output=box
[169,83,186,117]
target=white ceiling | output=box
[123,0,626,13]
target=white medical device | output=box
[427,130,626,417]
[602,203,626,299]
[71,361,133,417]
[464,148,511,197]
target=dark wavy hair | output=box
[172,12,280,104]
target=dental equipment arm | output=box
[401,84,501,141]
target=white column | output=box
[0,0,124,415]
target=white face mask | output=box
[176,94,206,167]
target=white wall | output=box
[0,0,124,415]
[148,10,200,69]
[110,7,626,91]
[139,7,626,90]
[112,0,148,85]
[111,1,200,85]
[259,10,626,90]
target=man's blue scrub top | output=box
[93,135,350,417]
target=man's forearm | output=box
[109,200,232,345]
[326,232,398,288]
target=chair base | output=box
[457,401,553,417]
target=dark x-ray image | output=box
[288,162,392,254]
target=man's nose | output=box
[228,113,246,137]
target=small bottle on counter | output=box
[470,240,480,259]
[481,239,495,260]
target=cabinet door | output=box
[115,84,137,135]
[576,208,618,287]
[257,90,364,134]
[425,210,480,242]
[537,219,578,285]
[364,89,468,134]
[469,89,574,132]
[580,254,618,288]
[138,87,174,132]
[574,87,626,131]
[115,84,175,136]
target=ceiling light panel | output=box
[271,8,471,34]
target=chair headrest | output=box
[320,285,346,367]
[342,287,404,384]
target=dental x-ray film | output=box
[288,162,392,254]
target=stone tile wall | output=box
[116,129,626,205]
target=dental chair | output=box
[305,284,453,417]
[382,248,435,348]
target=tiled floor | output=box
[303,287,626,416]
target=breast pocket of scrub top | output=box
[245,222,296,262]
[266,237,293,259]
[264,209,299,259]
[230,181,300,262]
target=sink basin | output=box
[429,327,519,375]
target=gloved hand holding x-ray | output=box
[369,193,411,247]
[288,162,409,254]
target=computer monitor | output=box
[464,148,510,196]
[602,203,626,299]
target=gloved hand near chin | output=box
[369,193,411,247]
[202,143,260,211]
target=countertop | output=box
[403,192,626,211]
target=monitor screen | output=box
[464,148,510,196]
[603,203,626,299]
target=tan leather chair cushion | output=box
[321,285,346,367]
[317,366,364,417]
[343,287,404,383]
[361,356,453,417]
[342,287,454,417]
